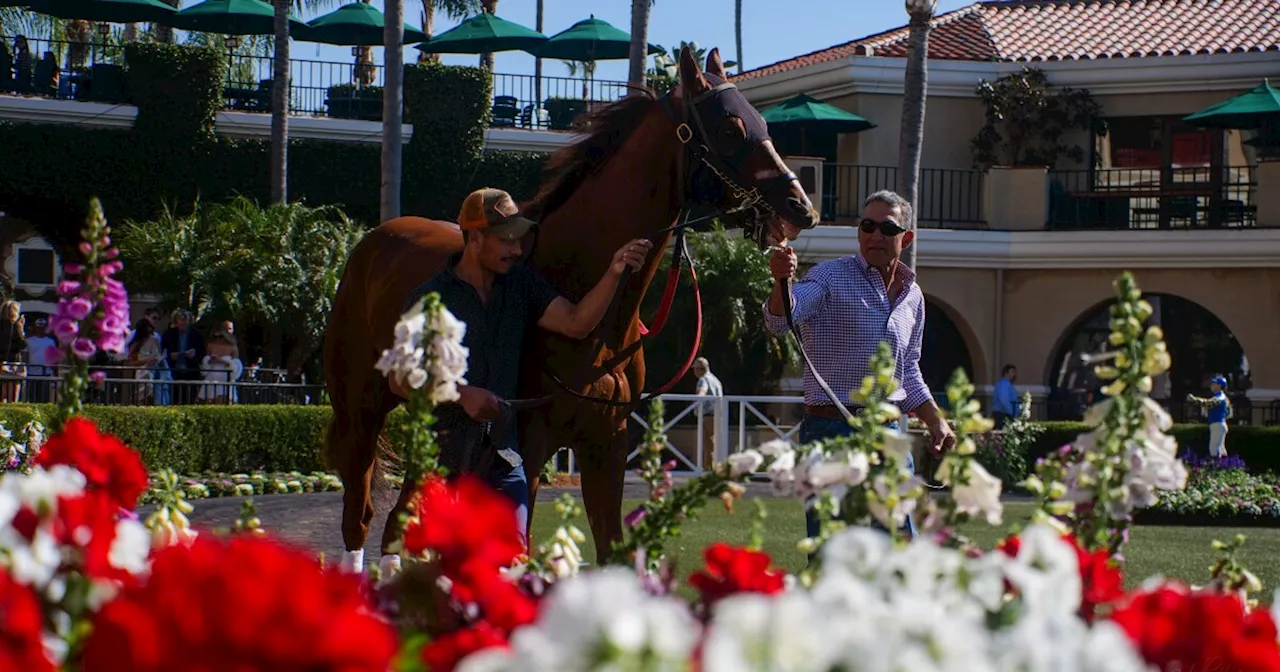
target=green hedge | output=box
[0,47,547,236]
[124,43,224,144]
[1031,421,1280,474]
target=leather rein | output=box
[507,80,800,413]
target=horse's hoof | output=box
[339,548,365,573]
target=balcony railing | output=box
[1,35,626,130]
[1047,165,1258,230]
[821,163,986,228]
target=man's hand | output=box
[925,418,957,456]
[769,245,797,280]
[459,385,503,422]
[609,239,654,276]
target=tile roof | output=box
[733,0,1280,82]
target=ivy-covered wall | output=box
[0,44,549,239]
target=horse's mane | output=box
[523,86,662,222]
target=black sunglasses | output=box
[858,218,908,236]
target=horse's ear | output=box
[678,45,710,96]
[705,47,728,80]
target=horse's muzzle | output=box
[787,197,821,229]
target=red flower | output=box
[421,621,509,672]
[0,573,53,672]
[997,532,1124,621]
[34,417,148,511]
[688,543,785,609]
[81,535,398,671]
[402,475,524,567]
[52,492,138,583]
[1111,584,1280,672]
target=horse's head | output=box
[670,46,819,247]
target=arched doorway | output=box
[921,299,975,409]
[1046,294,1248,422]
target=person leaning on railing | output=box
[0,301,25,403]
[764,190,957,545]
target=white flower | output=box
[820,526,891,578]
[460,568,699,671]
[108,519,152,577]
[757,439,792,458]
[1003,523,1082,617]
[880,428,915,461]
[950,460,1004,525]
[767,448,797,497]
[377,299,469,403]
[866,473,918,531]
[806,450,870,491]
[702,592,839,672]
[726,449,764,477]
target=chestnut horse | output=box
[322,47,819,569]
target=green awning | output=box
[760,93,876,133]
[303,2,428,46]
[166,0,309,36]
[1183,79,1280,130]
[533,15,662,62]
[416,12,546,55]
[27,0,177,23]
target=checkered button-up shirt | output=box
[762,254,933,412]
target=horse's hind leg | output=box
[576,428,629,565]
[332,408,386,573]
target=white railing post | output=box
[715,396,730,464]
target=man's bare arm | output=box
[538,239,652,339]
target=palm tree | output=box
[270,0,292,204]
[382,0,405,221]
[154,0,180,42]
[734,0,743,74]
[627,0,652,88]
[478,0,496,70]
[897,0,936,271]
[564,59,595,100]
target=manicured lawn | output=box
[531,499,1280,600]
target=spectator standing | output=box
[692,357,723,470]
[992,365,1020,429]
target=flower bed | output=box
[1142,452,1280,526]
[5,206,1280,671]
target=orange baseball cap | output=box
[458,187,537,241]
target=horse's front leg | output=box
[576,426,630,565]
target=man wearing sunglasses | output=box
[763,190,956,542]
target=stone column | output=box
[983,166,1049,231]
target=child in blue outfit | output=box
[1187,376,1232,458]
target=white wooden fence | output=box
[550,393,806,476]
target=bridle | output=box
[506,74,802,414]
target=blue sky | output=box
[288,0,976,81]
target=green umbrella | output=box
[1183,79,1280,130]
[533,15,662,62]
[303,2,428,46]
[416,11,546,55]
[26,0,177,23]
[166,0,309,36]
[760,93,877,132]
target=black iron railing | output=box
[821,164,986,228]
[1048,165,1258,230]
[1,35,626,129]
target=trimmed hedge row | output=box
[5,406,1278,478]
[0,47,549,236]
[1031,421,1280,474]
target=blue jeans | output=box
[484,456,529,544]
[800,415,917,542]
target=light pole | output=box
[898,0,935,271]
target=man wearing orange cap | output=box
[395,187,652,543]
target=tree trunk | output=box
[897,13,931,270]
[270,0,290,204]
[382,0,405,222]
[627,0,651,89]
[419,1,437,63]
[534,0,543,113]
[123,23,138,42]
[734,0,743,74]
[479,0,496,71]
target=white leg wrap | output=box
[378,553,402,579]
[339,549,364,573]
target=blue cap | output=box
[1211,376,1228,387]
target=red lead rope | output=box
[642,262,702,397]
[637,261,681,337]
